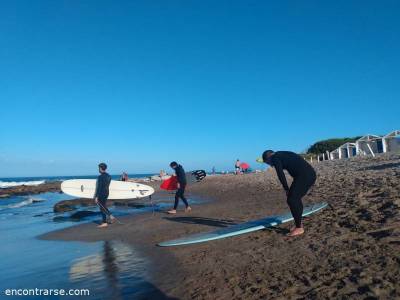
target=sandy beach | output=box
[40,154,400,299]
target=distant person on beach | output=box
[94,163,115,228]
[120,172,128,181]
[159,170,167,178]
[235,159,241,175]
[167,161,191,214]
[257,150,316,237]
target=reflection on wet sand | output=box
[69,241,152,299]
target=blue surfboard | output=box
[158,202,328,247]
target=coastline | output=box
[40,154,400,299]
[0,181,62,198]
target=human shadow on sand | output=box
[263,226,290,235]
[163,216,237,228]
[359,162,400,171]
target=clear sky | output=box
[1,1,399,177]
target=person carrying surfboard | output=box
[257,150,316,237]
[167,162,191,214]
[94,162,115,228]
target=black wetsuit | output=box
[174,165,189,209]
[270,151,316,228]
[95,172,112,223]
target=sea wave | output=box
[0,180,45,189]
[0,197,45,211]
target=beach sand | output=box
[41,154,400,299]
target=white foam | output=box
[0,197,45,211]
[0,199,31,210]
[0,180,45,188]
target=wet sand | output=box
[41,154,400,299]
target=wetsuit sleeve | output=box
[272,157,289,191]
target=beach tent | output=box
[338,142,357,159]
[356,134,383,156]
[382,130,400,153]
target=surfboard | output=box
[160,170,207,191]
[158,202,328,247]
[61,179,154,199]
[187,170,206,183]
[160,176,178,191]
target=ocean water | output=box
[0,174,156,189]
[0,178,200,299]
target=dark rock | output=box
[70,210,99,219]
[53,210,100,222]
[54,198,95,213]
[0,182,61,198]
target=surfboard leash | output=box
[149,195,155,215]
[96,201,124,225]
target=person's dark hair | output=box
[262,150,274,162]
[98,162,107,171]
[170,161,178,168]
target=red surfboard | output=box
[160,176,178,190]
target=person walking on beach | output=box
[95,163,115,228]
[167,161,191,214]
[235,159,241,175]
[257,150,316,237]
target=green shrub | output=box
[306,137,361,155]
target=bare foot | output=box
[287,227,304,237]
[185,206,192,212]
[167,209,177,214]
[97,223,108,228]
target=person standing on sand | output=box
[257,150,316,237]
[167,161,191,214]
[120,172,128,181]
[94,163,115,228]
[235,159,241,175]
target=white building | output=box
[338,142,357,159]
[382,130,400,153]
[330,148,340,160]
[356,134,384,156]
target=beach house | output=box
[355,134,384,156]
[338,142,357,159]
[382,130,400,153]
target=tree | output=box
[306,137,361,155]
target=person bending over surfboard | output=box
[257,150,316,237]
[167,162,192,214]
[95,163,115,228]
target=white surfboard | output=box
[158,202,328,247]
[61,179,154,199]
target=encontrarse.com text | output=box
[3,288,90,297]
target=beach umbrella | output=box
[240,162,250,170]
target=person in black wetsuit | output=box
[257,150,316,236]
[94,162,114,228]
[167,161,192,214]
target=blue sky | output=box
[1,1,399,177]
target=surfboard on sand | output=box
[61,179,154,199]
[158,202,328,247]
[160,170,207,191]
